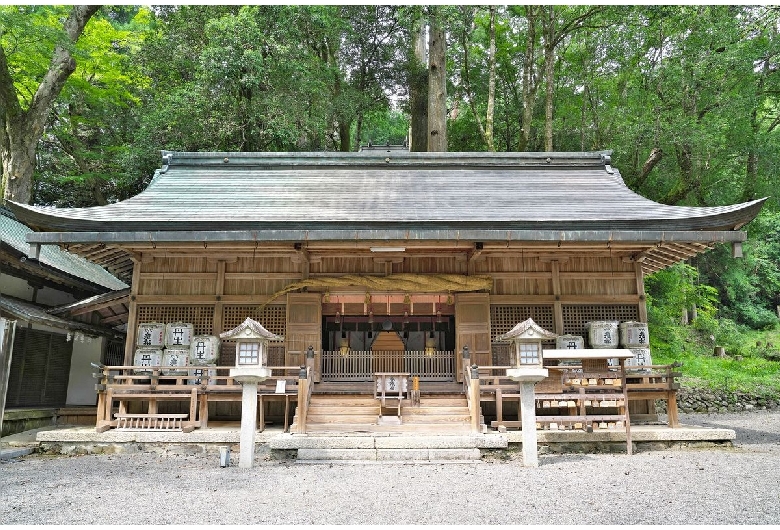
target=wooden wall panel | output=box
[285,293,322,381]
[455,293,492,379]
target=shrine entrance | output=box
[320,303,457,382]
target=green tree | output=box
[0,5,100,204]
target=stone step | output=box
[272,432,507,461]
[289,422,475,434]
[296,447,481,463]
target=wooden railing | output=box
[321,350,455,381]
[93,364,300,432]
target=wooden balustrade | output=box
[94,365,300,432]
[321,350,455,381]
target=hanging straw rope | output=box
[262,273,492,308]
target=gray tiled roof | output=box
[0,295,123,338]
[8,151,766,233]
[0,211,128,290]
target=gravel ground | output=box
[2,411,779,526]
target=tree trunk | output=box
[339,121,351,152]
[484,6,497,152]
[0,116,36,204]
[408,17,428,152]
[354,113,364,151]
[519,6,538,152]
[631,147,664,190]
[0,5,100,204]
[542,6,556,153]
[427,8,447,152]
[461,6,495,151]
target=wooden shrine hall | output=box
[8,150,765,439]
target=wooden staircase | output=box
[291,393,475,434]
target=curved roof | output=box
[9,150,766,233]
[7,150,767,282]
[0,209,128,291]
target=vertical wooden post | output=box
[213,260,226,335]
[635,261,648,323]
[296,366,309,434]
[0,318,17,438]
[551,260,564,334]
[123,258,142,365]
[469,364,481,432]
[620,358,632,456]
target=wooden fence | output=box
[321,350,455,381]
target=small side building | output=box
[1,208,128,435]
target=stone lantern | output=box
[497,318,557,467]
[220,317,283,468]
[498,318,556,382]
[221,317,282,382]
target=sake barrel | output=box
[628,348,652,367]
[189,335,221,365]
[585,321,619,348]
[556,335,584,350]
[165,322,194,347]
[609,348,653,368]
[620,321,650,348]
[162,348,189,375]
[136,322,165,347]
[133,348,162,374]
[188,365,217,385]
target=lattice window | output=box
[222,305,286,336]
[136,305,214,335]
[221,305,286,367]
[103,340,125,366]
[561,305,639,335]
[490,305,554,341]
[237,343,260,365]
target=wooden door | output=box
[285,293,322,382]
[454,292,492,381]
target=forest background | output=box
[1,5,779,396]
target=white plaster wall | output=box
[65,336,103,406]
[0,272,77,306]
[34,286,77,307]
[1,273,35,300]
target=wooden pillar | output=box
[620,358,633,456]
[123,258,142,365]
[296,366,309,434]
[635,261,648,323]
[469,364,481,432]
[213,260,226,335]
[551,260,564,334]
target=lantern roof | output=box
[497,318,558,341]
[219,317,283,342]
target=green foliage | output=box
[696,210,780,329]
[653,346,780,395]
[355,109,408,146]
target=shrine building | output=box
[7,150,765,439]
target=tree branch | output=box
[26,6,101,138]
